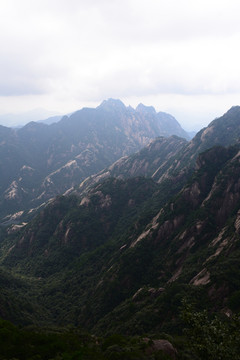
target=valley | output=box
[0,99,189,225]
[0,101,240,359]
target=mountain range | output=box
[1,101,240,358]
[0,99,189,224]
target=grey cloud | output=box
[0,81,48,97]
[84,64,240,102]
[91,0,240,45]
[0,0,240,131]
[0,63,53,96]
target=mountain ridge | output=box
[1,105,240,335]
[74,106,240,201]
[0,99,188,223]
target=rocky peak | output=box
[224,105,240,116]
[136,103,156,115]
[207,105,240,132]
[98,98,126,112]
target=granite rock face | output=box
[0,99,188,223]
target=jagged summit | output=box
[205,105,240,141]
[98,98,126,111]
[136,103,156,115]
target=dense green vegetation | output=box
[1,142,240,339]
[1,106,240,358]
[1,143,240,319]
[181,302,240,360]
[0,303,240,359]
[0,316,178,359]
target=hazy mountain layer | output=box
[1,106,240,336]
[0,99,188,223]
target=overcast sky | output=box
[1,0,240,130]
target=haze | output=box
[1,0,240,131]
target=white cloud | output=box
[0,0,240,129]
